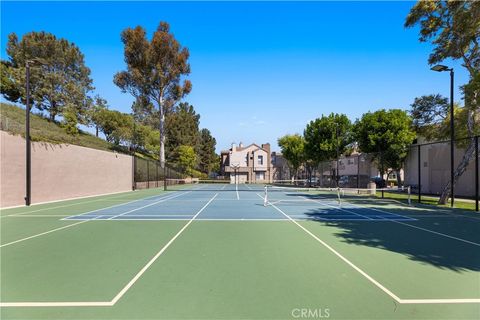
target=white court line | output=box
[256,193,480,305]
[5,200,105,217]
[398,298,480,304]
[5,215,72,218]
[336,198,480,247]
[362,192,480,221]
[99,218,287,221]
[0,189,138,212]
[0,220,90,248]
[387,218,480,247]
[0,301,114,307]
[221,184,227,190]
[87,215,195,220]
[0,194,218,308]
[62,191,177,220]
[257,193,401,302]
[235,184,240,200]
[306,194,478,246]
[108,193,218,304]
[4,190,170,217]
[106,192,191,220]
[300,196,375,220]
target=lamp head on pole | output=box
[431,64,451,72]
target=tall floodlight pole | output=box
[431,65,455,207]
[25,61,32,206]
[335,122,340,188]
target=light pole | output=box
[25,61,32,206]
[335,122,340,188]
[431,64,454,207]
[24,58,45,205]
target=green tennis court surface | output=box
[1,184,479,319]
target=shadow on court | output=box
[302,204,480,272]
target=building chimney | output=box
[231,142,236,152]
[261,143,271,153]
[239,142,244,149]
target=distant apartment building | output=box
[220,142,273,183]
[271,152,290,181]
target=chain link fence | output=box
[282,136,479,211]
[133,157,184,190]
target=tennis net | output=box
[264,186,412,207]
[165,179,310,192]
[165,178,411,205]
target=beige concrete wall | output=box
[404,142,476,197]
[0,131,133,208]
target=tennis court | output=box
[1,183,479,319]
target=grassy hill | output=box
[0,103,125,153]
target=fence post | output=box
[320,163,323,187]
[156,162,159,188]
[380,152,384,199]
[164,165,167,191]
[147,160,150,189]
[476,136,479,212]
[357,155,360,190]
[132,156,136,190]
[418,145,421,203]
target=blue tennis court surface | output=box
[64,184,416,221]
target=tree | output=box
[353,109,416,186]
[3,31,93,123]
[277,134,305,180]
[304,113,351,164]
[114,22,192,168]
[405,1,480,204]
[410,94,467,141]
[165,102,200,157]
[0,60,21,102]
[88,95,108,137]
[174,145,197,177]
[93,109,133,145]
[197,128,217,174]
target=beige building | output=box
[271,152,290,181]
[220,142,273,183]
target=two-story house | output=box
[220,142,273,184]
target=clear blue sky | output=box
[1,1,469,153]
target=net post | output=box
[417,145,421,203]
[475,135,479,212]
[336,187,341,206]
[263,184,268,207]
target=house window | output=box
[258,155,264,165]
[256,172,265,180]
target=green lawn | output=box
[375,190,479,212]
[0,103,127,154]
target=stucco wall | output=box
[0,131,133,208]
[404,142,476,197]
